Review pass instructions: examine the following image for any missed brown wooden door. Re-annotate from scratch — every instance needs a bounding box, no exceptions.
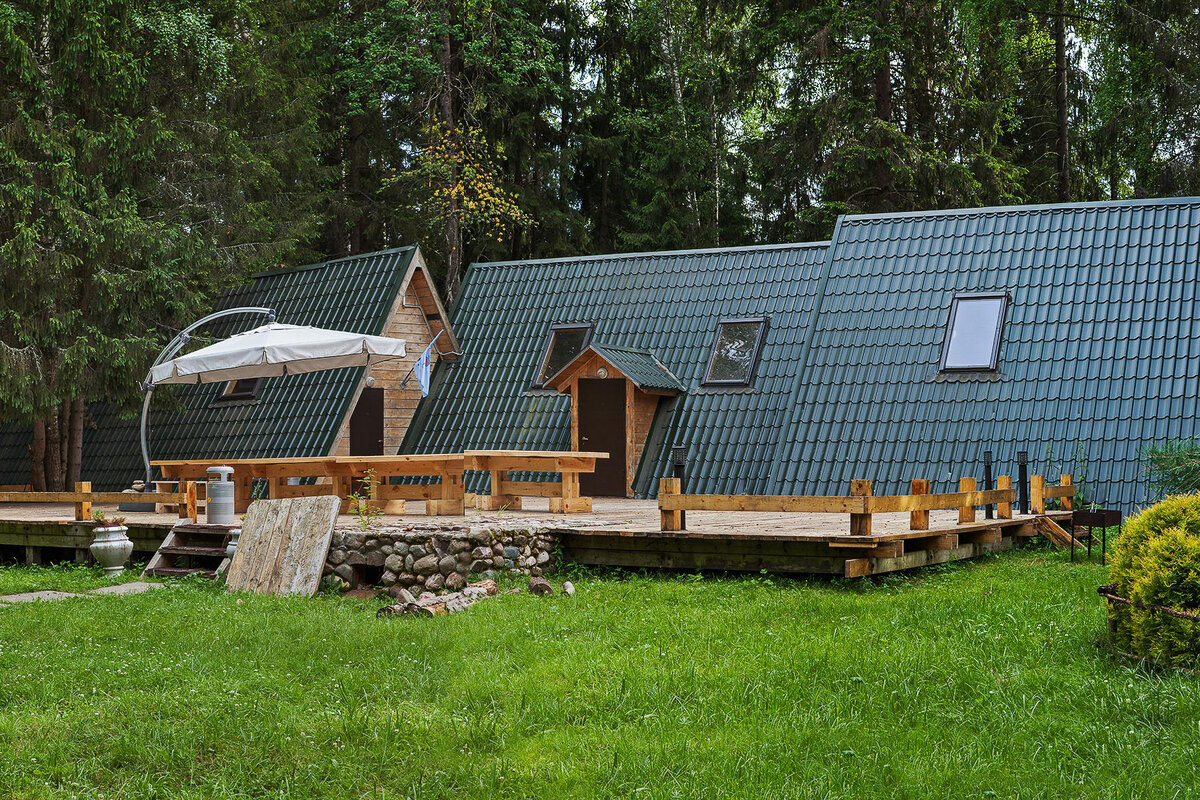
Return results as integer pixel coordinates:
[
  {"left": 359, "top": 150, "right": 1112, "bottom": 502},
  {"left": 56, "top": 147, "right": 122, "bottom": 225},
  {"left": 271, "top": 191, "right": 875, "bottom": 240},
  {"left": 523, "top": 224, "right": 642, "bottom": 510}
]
[
  {"left": 349, "top": 387, "right": 385, "bottom": 456},
  {"left": 577, "top": 378, "right": 627, "bottom": 496}
]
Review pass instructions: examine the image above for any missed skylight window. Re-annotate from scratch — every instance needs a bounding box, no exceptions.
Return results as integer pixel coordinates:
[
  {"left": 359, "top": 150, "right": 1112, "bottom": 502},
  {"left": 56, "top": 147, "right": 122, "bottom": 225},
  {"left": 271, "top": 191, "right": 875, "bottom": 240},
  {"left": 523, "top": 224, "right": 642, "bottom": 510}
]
[
  {"left": 940, "top": 293, "right": 1008, "bottom": 371},
  {"left": 216, "top": 377, "right": 262, "bottom": 402},
  {"left": 702, "top": 318, "right": 768, "bottom": 387},
  {"left": 534, "top": 323, "right": 593, "bottom": 386}
]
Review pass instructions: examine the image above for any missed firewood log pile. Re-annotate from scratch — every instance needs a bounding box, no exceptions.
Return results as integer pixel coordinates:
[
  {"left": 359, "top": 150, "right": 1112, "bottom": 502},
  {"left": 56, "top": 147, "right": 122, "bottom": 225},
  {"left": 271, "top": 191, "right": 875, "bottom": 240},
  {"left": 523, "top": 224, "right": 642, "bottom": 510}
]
[
  {"left": 377, "top": 578, "right": 499, "bottom": 617},
  {"left": 376, "top": 576, "right": 577, "bottom": 618}
]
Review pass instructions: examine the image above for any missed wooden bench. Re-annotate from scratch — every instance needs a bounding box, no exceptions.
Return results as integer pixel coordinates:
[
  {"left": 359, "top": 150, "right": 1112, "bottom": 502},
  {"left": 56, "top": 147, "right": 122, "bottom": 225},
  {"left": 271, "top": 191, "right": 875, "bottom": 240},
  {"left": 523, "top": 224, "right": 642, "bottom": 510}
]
[
  {"left": 463, "top": 450, "right": 608, "bottom": 513},
  {"left": 331, "top": 455, "right": 465, "bottom": 515}
]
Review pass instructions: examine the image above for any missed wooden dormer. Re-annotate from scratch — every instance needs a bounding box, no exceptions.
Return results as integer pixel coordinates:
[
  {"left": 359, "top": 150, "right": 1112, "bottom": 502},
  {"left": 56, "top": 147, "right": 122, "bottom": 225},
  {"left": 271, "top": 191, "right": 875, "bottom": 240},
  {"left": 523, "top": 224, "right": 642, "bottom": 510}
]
[{"left": 544, "top": 343, "right": 684, "bottom": 497}]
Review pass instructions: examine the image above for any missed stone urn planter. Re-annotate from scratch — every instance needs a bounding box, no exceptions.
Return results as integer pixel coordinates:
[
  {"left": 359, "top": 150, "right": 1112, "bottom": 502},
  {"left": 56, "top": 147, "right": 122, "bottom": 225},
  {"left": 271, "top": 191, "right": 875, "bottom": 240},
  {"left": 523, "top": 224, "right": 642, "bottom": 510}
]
[{"left": 90, "top": 517, "right": 134, "bottom": 576}]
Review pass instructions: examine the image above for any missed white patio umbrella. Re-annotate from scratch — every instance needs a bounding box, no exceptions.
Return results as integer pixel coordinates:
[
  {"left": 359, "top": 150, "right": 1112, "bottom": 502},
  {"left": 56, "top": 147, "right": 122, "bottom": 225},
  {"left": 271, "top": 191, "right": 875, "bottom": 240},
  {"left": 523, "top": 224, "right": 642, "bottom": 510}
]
[
  {"left": 137, "top": 308, "right": 407, "bottom": 485},
  {"left": 148, "top": 323, "right": 407, "bottom": 385}
]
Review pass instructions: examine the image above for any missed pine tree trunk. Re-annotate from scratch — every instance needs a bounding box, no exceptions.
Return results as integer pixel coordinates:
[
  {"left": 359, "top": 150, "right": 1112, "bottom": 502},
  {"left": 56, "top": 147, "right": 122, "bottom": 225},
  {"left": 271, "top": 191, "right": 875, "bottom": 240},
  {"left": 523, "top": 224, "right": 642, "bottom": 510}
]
[
  {"left": 1055, "top": 0, "right": 1070, "bottom": 202},
  {"left": 44, "top": 407, "right": 63, "bottom": 491},
  {"left": 348, "top": 113, "right": 365, "bottom": 254},
  {"left": 438, "top": 6, "right": 463, "bottom": 300},
  {"left": 66, "top": 398, "right": 84, "bottom": 488},
  {"left": 873, "top": 0, "right": 895, "bottom": 207},
  {"left": 30, "top": 421, "right": 46, "bottom": 492}
]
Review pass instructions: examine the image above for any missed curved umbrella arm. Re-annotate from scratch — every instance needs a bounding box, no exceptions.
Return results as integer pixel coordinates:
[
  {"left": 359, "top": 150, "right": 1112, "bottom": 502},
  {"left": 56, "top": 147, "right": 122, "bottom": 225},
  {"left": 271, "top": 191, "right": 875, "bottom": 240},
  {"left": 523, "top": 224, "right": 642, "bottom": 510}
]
[{"left": 139, "top": 306, "right": 275, "bottom": 487}]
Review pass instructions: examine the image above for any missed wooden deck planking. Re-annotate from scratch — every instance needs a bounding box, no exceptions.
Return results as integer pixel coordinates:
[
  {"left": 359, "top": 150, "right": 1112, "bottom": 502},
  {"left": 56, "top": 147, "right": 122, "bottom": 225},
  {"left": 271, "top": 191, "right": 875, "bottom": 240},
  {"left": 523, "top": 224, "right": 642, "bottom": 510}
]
[{"left": 0, "top": 498, "right": 1072, "bottom": 577}]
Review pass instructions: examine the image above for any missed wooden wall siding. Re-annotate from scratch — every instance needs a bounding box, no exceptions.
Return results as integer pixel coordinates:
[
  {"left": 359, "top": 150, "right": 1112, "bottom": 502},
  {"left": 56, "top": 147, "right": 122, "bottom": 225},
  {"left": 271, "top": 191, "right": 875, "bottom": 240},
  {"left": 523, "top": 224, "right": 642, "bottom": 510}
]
[
  {"left": 328, "top": 283, "right": 438, "bottom": 458},
  {"left": 628, "top": 387, "right": 659, "bottom": 497}
]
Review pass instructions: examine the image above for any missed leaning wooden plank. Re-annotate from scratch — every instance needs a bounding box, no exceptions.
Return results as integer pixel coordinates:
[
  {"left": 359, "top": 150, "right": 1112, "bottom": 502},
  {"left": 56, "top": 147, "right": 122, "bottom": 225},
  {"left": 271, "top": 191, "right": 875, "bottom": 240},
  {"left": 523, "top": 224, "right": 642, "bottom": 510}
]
[
  {"left": 1034, "top": 516, "right": 1084, "bottom": 548},
  {"left": 658, "top": 494, "right": 868, "bottom": 514},
  {"left": 225, "top": 496, "right": 340, "bottom": 596}
]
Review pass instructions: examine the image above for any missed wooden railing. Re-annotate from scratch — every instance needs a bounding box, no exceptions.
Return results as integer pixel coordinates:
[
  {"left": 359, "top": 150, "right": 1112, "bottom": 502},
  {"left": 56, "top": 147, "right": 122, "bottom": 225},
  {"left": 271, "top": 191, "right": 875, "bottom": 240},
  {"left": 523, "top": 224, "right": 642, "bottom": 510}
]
[
  {"left": 1031, "top": 474, "right": 1075, "bottom": 513},
  {"left": 0, "top": 481, "right": 199, "bottom": 522},
  {"left": 658, "top": 474, "right": 1075, "bottom": 534}
]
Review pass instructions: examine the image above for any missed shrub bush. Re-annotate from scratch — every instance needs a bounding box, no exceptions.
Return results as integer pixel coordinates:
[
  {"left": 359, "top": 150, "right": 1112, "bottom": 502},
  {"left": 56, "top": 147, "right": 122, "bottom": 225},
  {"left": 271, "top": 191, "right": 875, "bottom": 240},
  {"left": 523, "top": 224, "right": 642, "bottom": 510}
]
[{"left": 1108, "top": 493, "right": 1200, "bottom": 668}]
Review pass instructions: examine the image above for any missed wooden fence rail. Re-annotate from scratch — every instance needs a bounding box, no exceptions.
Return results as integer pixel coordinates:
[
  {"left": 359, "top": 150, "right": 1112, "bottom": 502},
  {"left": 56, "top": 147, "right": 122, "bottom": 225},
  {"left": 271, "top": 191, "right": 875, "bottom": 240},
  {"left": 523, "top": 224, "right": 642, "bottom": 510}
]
[
  {"left": 0, "top": 481, "right": 199, "bottom": 522},
  {"left": 1031, "top": 474, "right": 1075, "bottom": 514},
  {"left": 657, "top": 474, "right": 1070, "bottom": 534}
]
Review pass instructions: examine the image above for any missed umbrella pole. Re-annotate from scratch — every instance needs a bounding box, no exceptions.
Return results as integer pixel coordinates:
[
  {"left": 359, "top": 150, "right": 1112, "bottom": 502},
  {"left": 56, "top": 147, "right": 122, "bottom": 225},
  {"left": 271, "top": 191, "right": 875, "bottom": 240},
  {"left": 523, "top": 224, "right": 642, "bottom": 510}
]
[{"left": 139, "top": 306, "right": 276, "bottom": 488}]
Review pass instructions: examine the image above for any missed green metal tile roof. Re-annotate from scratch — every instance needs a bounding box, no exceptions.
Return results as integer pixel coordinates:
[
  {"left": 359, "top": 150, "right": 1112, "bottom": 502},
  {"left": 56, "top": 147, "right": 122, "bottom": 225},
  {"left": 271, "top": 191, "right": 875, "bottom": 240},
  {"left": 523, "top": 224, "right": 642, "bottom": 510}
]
[
  {"left": 0, "top": 247, "right": 417, "bottom": 490},
  {"left": 768, "top": 196, "right": 1200, "bottom": 512},
  {"left": 401, "top": 242, "right": 830, "bottom": 495},
  {"left": 557, "top": 343, "right": 685, "bottom": 393}
]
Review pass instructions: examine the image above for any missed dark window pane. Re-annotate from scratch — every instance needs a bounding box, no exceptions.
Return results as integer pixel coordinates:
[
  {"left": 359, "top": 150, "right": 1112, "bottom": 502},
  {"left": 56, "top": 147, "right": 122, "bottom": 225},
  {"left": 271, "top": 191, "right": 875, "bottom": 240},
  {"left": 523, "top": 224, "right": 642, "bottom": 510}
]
[
  {"left": 218, "top": 377, "right": 261, "bottom": 402},
  {"left": 944, "top": 297, "right": 1004, "bottom": 369},
  {"left": 706, "top": 321, "right": 763, "bottom": 383},
  {"left": 539, "top": 327, "right": 590, "bottom": 383}
]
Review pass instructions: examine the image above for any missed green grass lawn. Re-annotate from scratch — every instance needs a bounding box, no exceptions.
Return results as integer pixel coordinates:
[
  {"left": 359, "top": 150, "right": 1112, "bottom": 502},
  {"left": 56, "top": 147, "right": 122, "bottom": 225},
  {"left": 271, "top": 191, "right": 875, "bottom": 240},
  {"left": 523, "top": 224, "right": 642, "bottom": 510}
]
[{"left": 0, "top": 547, "right": 1195, "bottom": 799}]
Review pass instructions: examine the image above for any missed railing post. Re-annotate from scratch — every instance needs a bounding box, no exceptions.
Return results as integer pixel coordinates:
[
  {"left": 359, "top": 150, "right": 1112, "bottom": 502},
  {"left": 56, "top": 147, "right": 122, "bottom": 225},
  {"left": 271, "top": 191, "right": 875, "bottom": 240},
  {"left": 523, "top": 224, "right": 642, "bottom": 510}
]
[
  {"left": 74, "top": 481, "right": 92, "bottom": 521},
  {"left": 996, "top": 475, "right": 1013, "bottom": 519},
  {"left": 1060, "top": 474, "right": 1074, "bottom": 511},
  {"left": 1031, "top": 474, "right": 1046, "bottom": 514},
  {"left": 849, "top": 479, "right": 872, "bottom": 536},
  {"left": 910, "top": 479, "right": 929, "bottom": 531},
  {"left": 659, "top": 477, "right": 682, "bottom": 532},
  {"left": 671, "top": 445, "right": 688, "bottom": 531},
  {"left": 185, "top": 481, "right": 198, "bottom": 522},
  {"left": 1017, "top": 450, "right": 1029, "bottom": 514},
  {"left": 958, "top": 477, "right": 977, "bottom": 524},
  {"left": 983, "top": 450, "right": 994, "bottom": 520}
]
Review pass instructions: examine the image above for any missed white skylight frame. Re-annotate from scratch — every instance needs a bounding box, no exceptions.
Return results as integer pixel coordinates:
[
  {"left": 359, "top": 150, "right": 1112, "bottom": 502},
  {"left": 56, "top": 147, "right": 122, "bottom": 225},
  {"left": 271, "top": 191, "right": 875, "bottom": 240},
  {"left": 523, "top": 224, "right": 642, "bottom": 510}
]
[{"left": 939, "top": 293, "right": 1009, "bottom": 372}]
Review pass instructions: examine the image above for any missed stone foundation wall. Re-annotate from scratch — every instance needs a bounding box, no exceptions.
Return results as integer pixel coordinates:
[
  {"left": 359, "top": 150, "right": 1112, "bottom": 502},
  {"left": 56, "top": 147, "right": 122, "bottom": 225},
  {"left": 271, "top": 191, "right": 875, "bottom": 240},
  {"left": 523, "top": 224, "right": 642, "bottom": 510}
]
[{"left": 324, "top": 520, "right": 557, "bottom": 595}]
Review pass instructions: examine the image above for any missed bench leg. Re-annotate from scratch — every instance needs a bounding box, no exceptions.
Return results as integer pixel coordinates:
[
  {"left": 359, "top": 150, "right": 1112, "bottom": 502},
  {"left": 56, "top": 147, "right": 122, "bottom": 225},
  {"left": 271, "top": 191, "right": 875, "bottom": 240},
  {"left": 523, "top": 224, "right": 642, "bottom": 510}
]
[
  {"left": 428, "top": 471, "right": 464, "bottom": 515},
  {"left": 480, "top": 470, "right": 521, "bottom": 511},
  {"left": 549, "top": 472, "right": 591, "bottom": 513},
  {"left": 234, "top": 476, "right": 253, "bottom": 514}
]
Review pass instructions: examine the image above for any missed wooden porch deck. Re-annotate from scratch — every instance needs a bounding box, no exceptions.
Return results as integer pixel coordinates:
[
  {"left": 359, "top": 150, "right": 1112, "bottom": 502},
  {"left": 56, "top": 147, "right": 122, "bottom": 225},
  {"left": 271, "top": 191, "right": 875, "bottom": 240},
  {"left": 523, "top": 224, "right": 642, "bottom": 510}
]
[{"left": 0, "top": 498, "right": 1071, "bottom": 577}]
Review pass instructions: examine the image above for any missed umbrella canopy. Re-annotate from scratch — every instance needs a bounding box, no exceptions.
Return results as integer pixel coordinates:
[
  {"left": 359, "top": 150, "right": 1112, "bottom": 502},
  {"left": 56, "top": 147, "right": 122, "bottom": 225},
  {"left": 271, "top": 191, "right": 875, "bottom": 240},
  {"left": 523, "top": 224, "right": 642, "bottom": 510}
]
[{"left": 148, "top": 323, "right": 407, "bottom": 386}]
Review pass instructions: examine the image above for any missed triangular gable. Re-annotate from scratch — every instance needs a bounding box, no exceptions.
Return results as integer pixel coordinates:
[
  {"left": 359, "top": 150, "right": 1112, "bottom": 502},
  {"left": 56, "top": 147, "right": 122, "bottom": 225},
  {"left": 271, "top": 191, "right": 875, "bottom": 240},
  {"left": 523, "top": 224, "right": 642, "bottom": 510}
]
[{"left": 544, "top": 343, "right": 685, "bottom": 394}]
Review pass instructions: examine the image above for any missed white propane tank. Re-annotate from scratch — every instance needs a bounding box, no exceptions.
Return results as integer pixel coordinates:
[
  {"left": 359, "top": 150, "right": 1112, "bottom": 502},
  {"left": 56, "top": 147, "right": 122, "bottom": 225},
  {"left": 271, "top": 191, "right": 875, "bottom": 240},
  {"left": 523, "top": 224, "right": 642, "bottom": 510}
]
[{"left": 206, "top": 466, "right": 236, "bottom": 525}]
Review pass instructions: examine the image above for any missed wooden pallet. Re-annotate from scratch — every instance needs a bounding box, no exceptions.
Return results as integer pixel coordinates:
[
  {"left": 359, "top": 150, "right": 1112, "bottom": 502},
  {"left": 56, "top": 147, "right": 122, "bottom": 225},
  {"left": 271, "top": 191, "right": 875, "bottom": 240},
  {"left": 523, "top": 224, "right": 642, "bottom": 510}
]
[{"left": 144, "top": 523, "right": 237, "bottom": 579}]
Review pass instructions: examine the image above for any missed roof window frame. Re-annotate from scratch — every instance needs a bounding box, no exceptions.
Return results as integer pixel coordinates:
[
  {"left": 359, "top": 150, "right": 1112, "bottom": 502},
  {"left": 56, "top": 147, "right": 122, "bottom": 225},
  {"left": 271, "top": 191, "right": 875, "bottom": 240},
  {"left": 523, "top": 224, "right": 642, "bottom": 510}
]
[
  {"left": 214, "top": 376, "right": 263, "bottom": 404},
  {"left": 938, "top": 292, "right": 1009, "bottom": 373},
  {"left": 532, "top": 322, "right": 595, "bottom": 389},
  {"left": 701, "top": 316, "right": 769, "bottom": 388}
]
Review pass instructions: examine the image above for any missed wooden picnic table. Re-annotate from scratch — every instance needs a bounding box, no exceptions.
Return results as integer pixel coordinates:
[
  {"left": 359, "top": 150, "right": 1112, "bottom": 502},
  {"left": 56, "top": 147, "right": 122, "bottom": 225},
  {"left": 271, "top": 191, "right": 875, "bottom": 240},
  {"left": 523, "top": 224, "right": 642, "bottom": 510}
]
[
  {"left": 462, "top": 450, "right": 608, "bottom": 514},
  {"left": 154, "top": 454, "right": 465, "bottom": 515}
]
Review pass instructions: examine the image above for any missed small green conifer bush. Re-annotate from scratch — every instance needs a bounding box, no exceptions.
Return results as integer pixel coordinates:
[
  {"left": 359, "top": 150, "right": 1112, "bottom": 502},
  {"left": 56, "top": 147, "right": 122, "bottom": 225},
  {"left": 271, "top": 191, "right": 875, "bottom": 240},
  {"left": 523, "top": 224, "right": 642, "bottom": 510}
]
[{"left": 1108, "top": 493, "right": 1200, "bottom": 667}]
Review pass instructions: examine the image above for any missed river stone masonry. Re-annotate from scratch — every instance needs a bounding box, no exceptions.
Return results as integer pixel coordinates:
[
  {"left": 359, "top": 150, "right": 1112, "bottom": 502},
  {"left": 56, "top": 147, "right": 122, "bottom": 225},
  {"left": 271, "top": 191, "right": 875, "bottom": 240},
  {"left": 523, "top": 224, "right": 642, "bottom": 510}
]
[{"left": 324, "top": 519, "right": 563, "bottom": 596}]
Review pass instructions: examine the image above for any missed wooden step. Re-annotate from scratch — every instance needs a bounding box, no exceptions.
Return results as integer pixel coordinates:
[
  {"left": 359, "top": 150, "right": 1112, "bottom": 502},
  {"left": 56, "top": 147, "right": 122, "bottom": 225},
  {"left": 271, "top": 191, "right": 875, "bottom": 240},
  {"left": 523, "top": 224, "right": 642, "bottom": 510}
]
[
  {"left": 158, "top": 545, "right": 228, "bottom": 557},
  {"left": 143, "top": 566, "right": 217, "bottom": 578},
  {"left": 142, "top": 522, "right": 237, "bottom": 581}
]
